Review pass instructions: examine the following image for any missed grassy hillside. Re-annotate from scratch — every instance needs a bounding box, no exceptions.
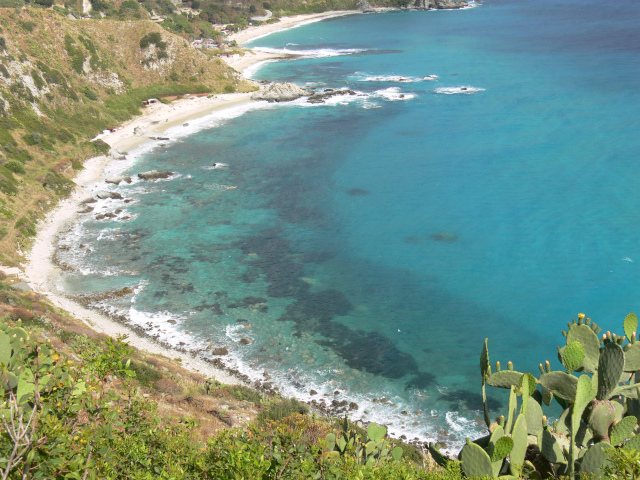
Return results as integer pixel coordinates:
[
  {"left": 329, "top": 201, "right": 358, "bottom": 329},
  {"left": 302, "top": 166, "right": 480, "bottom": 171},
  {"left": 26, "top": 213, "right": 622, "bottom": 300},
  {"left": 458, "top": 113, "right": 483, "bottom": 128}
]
[{"left": 0, "top": 7, "right": 254, "bottom": 265}]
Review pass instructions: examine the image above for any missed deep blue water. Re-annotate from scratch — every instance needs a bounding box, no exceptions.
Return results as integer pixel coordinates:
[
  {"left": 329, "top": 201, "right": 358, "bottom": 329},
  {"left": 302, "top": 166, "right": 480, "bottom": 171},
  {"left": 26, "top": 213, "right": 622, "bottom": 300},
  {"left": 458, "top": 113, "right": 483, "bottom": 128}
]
[{"left": 58, "top": 0, "right": 640, "bottom": 449}]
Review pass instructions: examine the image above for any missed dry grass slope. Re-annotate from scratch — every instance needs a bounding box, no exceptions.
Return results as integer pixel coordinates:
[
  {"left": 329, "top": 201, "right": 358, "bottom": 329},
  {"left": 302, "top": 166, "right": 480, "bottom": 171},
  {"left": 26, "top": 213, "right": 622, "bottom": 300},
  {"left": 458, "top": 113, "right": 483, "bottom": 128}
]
[{"left": 0, "top": 8, "right": 255, "bottom": 265}]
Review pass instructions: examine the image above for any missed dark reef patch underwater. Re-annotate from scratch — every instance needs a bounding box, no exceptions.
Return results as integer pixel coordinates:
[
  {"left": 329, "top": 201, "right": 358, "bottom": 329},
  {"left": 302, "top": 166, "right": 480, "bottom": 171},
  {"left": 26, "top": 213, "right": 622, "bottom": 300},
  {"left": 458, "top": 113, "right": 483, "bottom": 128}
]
[{"left": 56, "top": 0, "right": 640, "bottom": 450}]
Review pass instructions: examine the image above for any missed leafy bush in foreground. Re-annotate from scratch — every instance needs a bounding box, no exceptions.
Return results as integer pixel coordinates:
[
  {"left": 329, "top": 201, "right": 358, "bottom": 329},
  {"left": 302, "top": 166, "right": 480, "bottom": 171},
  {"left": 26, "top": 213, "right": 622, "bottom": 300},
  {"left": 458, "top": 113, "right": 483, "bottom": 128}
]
[{"left": 1, "top": 317, "right": 463, "bottom": 479}]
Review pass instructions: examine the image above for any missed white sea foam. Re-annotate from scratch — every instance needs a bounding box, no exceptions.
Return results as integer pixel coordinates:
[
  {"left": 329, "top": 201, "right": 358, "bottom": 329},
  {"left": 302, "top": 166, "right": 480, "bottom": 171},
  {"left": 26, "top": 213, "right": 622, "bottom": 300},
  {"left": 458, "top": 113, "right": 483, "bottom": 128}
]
[
  {"left": 355, "top": 73, "right": 439, "bottom": 83},
  {"left": 203, "top": 163, "right": 229, "bottom": 170},
  {"left": 374, "top": 87, "right": 415, "bottom": 101},
  {"left": 434, "top": 86, "right": 485, "bottom": 95},
  {"left": 253, "top": 46, "right": 368, "bottom": 58}
]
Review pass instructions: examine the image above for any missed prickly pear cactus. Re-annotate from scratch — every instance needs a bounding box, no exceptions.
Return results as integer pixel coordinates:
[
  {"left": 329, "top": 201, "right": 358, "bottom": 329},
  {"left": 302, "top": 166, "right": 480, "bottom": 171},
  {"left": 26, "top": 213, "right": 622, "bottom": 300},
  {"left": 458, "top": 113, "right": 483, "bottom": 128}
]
[
  {"left": 460, "top": 439, "right": 494, "bottom": 478},
  {"left": 597, "top": 342, "right": 625, "bottom": 400},
  {"left": 579, "top": 442, "right": 613, "bottom": 477},
  {"left": 609, "top": 415, "right": 637, "bottom": 446},
  {"left": 559, "top": 341, "right": 585, "bottom": 374},
  {"left": 565, "top": 318, "right": 601, "bottom": 373}
]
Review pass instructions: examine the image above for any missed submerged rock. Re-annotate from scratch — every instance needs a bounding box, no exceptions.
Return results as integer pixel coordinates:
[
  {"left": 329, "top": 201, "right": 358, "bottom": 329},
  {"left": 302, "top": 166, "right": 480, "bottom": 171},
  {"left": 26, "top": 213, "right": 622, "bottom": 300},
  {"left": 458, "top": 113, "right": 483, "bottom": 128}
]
[
  {"left": 307, "top": 88, "right": 358, "bottom": 104},
  {"left": 251, "top": 82, "right": 312, "bottom": 102},
  {"left": 138, "top": 170, "right": 174, "bottom": 180}
]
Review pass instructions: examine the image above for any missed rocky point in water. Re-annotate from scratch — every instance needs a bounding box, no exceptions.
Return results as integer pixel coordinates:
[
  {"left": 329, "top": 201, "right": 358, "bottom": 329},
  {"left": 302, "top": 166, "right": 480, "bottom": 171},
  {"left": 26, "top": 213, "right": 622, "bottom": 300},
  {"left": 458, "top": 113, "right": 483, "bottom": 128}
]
[{"left": 251, "top": 82, "right": 312, "bottom": 102}]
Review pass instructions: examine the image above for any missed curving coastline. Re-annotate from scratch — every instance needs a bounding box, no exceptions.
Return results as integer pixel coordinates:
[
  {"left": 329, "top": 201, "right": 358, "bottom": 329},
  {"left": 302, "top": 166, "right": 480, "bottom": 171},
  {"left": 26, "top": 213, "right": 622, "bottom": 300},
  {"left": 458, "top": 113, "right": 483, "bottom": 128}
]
[{"left": 23, "top": 10, "right": 362, "bottom": 388}]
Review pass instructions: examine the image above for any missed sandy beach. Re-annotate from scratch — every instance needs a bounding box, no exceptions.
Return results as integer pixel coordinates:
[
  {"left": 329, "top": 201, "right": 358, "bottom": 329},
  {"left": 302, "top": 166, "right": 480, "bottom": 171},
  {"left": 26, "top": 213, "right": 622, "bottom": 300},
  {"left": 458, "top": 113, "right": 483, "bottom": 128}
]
[{"left": 21, "top": 10, "right": 358, "bottom": 386}]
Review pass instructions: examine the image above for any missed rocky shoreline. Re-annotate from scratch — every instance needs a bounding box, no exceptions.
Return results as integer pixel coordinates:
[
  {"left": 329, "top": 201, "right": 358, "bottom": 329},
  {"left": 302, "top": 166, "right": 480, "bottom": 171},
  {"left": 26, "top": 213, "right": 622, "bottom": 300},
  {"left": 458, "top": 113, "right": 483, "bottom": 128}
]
[{"left": 61, "top": 281, "right": 445, "bottom": 451}]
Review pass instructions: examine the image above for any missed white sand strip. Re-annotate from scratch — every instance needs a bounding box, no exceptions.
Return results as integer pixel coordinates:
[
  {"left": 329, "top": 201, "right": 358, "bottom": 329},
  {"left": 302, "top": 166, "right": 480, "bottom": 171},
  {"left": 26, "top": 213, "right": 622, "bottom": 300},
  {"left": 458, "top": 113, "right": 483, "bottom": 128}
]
[{"left": 23, "top": 11, "right": 359, "bottom": 386}]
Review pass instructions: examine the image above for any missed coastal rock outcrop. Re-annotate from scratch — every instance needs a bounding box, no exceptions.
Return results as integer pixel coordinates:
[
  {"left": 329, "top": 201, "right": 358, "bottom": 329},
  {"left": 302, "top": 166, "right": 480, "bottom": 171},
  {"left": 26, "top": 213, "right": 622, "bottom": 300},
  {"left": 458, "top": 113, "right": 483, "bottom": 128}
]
[
  {"left": 407, "top": 0, "right": 468, "bottom": 9},
  {"left": 96, "top": 191, "right": 124, "bottom": 200},
  {"left": 251, "top": 82, "right": 312, "bottom": 102},
  {"left": 307, "top": 88, "right": 360, "bottom": 104},
  {"left": 138, "top": 170, "right": 174, "bottom": 180},
  {"left": 106, "top": 176, "right": 132, "bottom": 185}
]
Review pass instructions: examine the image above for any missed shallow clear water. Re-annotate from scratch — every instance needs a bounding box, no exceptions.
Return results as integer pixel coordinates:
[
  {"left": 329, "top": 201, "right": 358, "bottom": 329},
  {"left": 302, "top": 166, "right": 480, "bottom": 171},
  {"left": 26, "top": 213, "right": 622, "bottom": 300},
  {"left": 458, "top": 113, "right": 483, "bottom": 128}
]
[{"left": 57, "top": 0, "right": 640, "bottom": 449}]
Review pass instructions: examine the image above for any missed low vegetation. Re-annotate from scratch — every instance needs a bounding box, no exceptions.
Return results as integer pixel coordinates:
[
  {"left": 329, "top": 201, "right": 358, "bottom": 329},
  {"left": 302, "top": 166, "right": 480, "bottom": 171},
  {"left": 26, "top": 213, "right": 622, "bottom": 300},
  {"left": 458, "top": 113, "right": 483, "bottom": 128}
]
[{"left": 0, "top": 275, "right": 462, "bottom": 479}]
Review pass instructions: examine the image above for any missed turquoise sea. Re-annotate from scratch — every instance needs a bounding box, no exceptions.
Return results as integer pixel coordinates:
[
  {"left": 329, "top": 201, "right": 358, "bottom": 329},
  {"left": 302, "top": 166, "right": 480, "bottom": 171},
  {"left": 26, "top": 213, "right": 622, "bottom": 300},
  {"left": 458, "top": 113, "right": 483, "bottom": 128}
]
[{"left": 58, "top": 0, "right": 640, "bottom": 450}]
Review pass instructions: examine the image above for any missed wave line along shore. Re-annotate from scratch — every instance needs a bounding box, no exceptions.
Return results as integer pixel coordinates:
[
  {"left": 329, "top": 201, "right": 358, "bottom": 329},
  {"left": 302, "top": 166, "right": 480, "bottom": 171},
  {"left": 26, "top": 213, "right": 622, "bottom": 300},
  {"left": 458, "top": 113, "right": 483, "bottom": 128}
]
[{"left": 22, "top": 10, "right": 359, "bottom": 386}]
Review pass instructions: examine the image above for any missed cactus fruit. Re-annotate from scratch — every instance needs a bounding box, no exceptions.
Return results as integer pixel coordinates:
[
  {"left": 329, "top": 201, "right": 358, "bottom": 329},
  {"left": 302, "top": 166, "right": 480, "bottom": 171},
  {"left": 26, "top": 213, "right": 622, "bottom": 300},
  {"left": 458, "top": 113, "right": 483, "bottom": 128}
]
[
  {"left": 460, "top": 440, "right": 493, "bottom": 478},
  {"left": 609, "top": 415, "right": 637, "bottom": 446},
  {"left": 597, "top": 342, "right": 625, "bottom": 401}
]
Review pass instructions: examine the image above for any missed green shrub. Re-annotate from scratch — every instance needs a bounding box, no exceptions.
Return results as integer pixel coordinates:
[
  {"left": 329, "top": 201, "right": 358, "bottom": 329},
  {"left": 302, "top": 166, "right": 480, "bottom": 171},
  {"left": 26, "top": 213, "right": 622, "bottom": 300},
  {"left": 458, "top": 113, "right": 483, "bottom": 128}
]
[
  {"left": 257, "top": 397, "right": 309, "bottom": 424},
  {"left": 18, "top": 21, "right": 35, "bottom": 32},
  {"left": 4, "top": 160, "right": 25, "bottom": 174},
  {"left": 0, "top": 64, "right": 9, "bottom": 78},
  {"left": 83, "top": 87, "right": 98, "bottom": 101},
  {"left": 15, "top": 215, "right": 36, "bottom": 237},
  {"left": 91, "top": 138, "right": 110, "bottom": 154},
  {"left": 30, "top": 70, "right": 45, "bottom": 90},
  {"left": 0, "top": 36, "right": 6, "bottom": 52},
  {"left": 125, "top": 359, "right": 162, "bottom": 386},
  {"left": 226, "top": 384, "right": 264, "bottom": 404},
  {"left": 224, "top": 84, "right": 235, "bottom": 93}
]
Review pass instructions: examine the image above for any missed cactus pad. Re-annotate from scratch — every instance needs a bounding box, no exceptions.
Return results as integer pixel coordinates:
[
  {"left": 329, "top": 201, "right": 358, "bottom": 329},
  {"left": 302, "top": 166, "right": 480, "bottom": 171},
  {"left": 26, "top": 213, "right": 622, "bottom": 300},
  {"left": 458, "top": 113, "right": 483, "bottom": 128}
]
[
  {"left": 367, "top": 423, "right": 386, "bottom": 443},
  {"left": 572, "top": 374, "right": 595, "bottom": 435},
  {"left": 566, "top": 323, "right": 601, "bottom": 373},
  {"left": 624, "top": 433, "right": 640, "bottom": 451},
  {"left": 540, "top": 429, "right": 567, "bottom": 464},
  {"left": 490, "top": 435, "right": 513, "bottom": 462},
  {"left": 624, "top": 342, "right": 640, "bottom": 372},
  {"left": 538, "top": 371, "right": 578, "bottom": 401},
  {"left": 597, "top": 342, "right": 624, "bottom": 400},
  {"left": 578, "top": 442, "right": 612, "bottom": 476},
  {"left": 509, "top": 414, "right": 528, "bottom": 477},
  {"left": 525, "top": 396, "right": 544, "bottom": 436},
  {"left": 460, "top": 441, "right": 493, "bottom": 478},
  {"left": 610, "top": 415, "right": 637, "bottom": 446},
  {"left": 427, "top": 443, "right": 450, "bottom": 467},
  {"left": 624, "top": 313, "right": 638, "bottom": 343},
  {"left": 486, "top": 370, "right": 524, "bottom": 389},
  {"left": 588, "top": 400, "right": 617, "bottom": 441},
  {"left": 520, "top": 372, "right": 537, "bottom": 397},
  {"left": 481, "top": 338, "right": 490, "bottom": 381},
  {"left": 560, "top": 341, "right": 585, "bottom": 374},
  {"left": 0, "top": 331, "right": 10, "bottom": 366}
]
